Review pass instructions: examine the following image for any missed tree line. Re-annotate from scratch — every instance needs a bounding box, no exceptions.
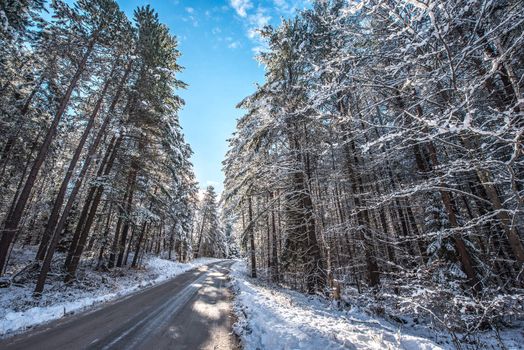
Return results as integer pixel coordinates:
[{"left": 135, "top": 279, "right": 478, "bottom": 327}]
[
  {"left": 192, "top": 185, "right": 230, "bottom": 260},
  {"left": 223, "top": 0, "right": 523, "bottom": 330},
  {"left": 0, "top": 0, "right": 198, "bottom": 295}
]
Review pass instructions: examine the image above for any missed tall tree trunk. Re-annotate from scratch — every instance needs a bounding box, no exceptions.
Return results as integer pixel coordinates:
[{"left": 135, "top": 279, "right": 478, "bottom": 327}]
[
  {"left": 248, "top": 196, "right": 257, "bottom": 278},
  {"left": 0, "top": 76, "right": 43, "bottom": 180},
  {"left": 194, "top": 207, "right": 207, "bottom": 259},
  {"left": 64, "top": 136, "right": 115, "bottom": 269},
  {"left": 62, "top": 60, "right": 131, "bottom": 274},
  {"left": 123, "top": 225, "right": 136, "bottom": 266},
  {"left": 71, "top": 135, "right": 122, "bottom": 276},
  {"left": 131, "top": 221, "right": 148, "bottom": 268},
  {"left": 344, "top": 135, "right": 380, "bottom": 287},
  {"left": 269, "top": 191, "right": 279, "bottom": 283},
  {"left": 36, "top": 66, "right": 114, "bottom": 260},
  {"left": 116, "top": 168, "right": 137, "bottom": 267},
  {"left": 95, "top": 202, "right": 114, "bottom": 270},
  {"left": 0, "top": 36, "right": 98, "bottom": 276},
  {"left": 108, "top": 191, "right": 126, "bottom": 269},
  {"left": 425, "top": 141, "right": 480, "bottom": 291}
]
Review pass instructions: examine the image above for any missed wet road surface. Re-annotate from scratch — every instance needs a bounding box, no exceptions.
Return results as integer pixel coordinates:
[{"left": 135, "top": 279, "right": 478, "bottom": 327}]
[{"left": 0, "top": 261, "right": 238, "bottom": 350}]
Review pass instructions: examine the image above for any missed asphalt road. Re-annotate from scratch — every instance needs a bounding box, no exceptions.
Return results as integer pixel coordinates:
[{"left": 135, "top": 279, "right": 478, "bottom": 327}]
[{"left": 0, "top": 260, "right": 238, "bottom": 350}]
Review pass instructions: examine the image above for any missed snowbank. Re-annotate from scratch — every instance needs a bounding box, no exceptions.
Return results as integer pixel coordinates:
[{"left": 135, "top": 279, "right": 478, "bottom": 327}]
[
  {"left": 230, "top": 261, "right": 524, "bottom": 349},
  {"left": 230, "top": 261, "right": 447, "bottom": 349},
  {"left": 0, "top": 256, "right": 221, "bottom": 337}
]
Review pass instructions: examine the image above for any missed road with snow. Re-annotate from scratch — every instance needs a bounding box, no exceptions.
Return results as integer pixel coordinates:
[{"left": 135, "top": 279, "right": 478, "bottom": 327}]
[{"left": 0, "top": 261, "right": 237, "bottom": 350}]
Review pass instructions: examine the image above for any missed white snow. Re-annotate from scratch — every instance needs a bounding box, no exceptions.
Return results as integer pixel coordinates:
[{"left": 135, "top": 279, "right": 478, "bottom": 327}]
[
  {"left": 229, "top": 261, "right": 443, "bottom": 349},
  {"left": 229, "top": 261, "right": 523, "bottom": 350},
  {"left": 0, "top": 255, "right": 221, "bottom": 337}
]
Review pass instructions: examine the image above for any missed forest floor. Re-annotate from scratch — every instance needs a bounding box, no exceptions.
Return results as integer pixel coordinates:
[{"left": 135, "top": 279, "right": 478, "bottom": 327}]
[
  {"left": 230, "top": 261, "right": 523, "bottom": 350},
  {"left": 0, "top": 247, "right": 222, "bottom": 337}
]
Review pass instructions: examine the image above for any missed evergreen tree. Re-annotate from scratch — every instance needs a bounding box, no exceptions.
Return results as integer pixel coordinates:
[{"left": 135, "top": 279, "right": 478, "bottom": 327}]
[
  {"left": 224, "top": 0, "right": 524, "bottom": 329},
  {"left": 0, "top": 1, "right": 197, "bottom": 297},
  {"left": 194, "top": 186, "right": 225, "bottom": 258}
]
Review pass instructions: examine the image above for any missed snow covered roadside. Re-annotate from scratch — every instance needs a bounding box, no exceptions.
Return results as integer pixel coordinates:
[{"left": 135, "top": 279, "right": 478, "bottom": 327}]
[
  {"left": 0, "top": 256, "right": 222, "bottom": 337},
  {"left": 230, "top": 261, "right": 448, "bottom": 350}
]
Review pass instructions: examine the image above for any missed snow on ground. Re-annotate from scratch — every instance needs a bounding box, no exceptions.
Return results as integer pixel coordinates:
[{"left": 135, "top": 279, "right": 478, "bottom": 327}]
[
  {"left": 229, "top": 261, "right": 522, "bottom": 350},
  {"left": 0, "top": 249, "right": 221, "bottom": 337}
]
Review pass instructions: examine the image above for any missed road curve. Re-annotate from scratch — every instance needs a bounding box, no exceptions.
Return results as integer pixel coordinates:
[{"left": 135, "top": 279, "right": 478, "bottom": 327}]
[{"left": 0, "top": 260, "right": 238, "bottom": 350}]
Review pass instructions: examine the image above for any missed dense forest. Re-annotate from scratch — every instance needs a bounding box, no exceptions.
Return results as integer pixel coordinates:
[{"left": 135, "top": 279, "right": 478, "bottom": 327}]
[
  {"left": 0, "top": 0, "right": 220, "bottom": 295},
  {"left": 193, "top": 185, "right": 230, "bottom": 260},
  {"left": 1, "top": 0, "right": 523, "bottom": 346},
  {"left": 224, "top": 0, "right": 524, "bottom": 333}
]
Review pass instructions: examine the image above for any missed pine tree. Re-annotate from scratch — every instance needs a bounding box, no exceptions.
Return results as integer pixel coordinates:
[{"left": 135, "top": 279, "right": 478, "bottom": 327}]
[
  {"left": 194, "top": 186, "right": 225, "bottom": 258},
  {"left": 224, "top": 0, "right": 524, "bottom": 328},
  {"left": 0, "top": 0, "right": 197, "bottom": 296}
]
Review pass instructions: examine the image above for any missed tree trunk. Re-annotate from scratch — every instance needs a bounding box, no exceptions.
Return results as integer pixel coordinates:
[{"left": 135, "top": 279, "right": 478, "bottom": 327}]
[
  {"left": 63, "top": 61, "right": 131, "bottom": 268},
  {"left": 194, "top": 207, "right": 207, "bottom": 259},
  {"left": 269, "top": 191, "right": 279, "bottom": 283},
  {"left": 108, "top": 193, "right": 126, "bottom": 269},
  {"left": 116, "top": 169, "right": 137, "bottom": 267},
  {"left": 63, "top": 137, "right": 115, "bottom": 269},
  {"left": 36, "top": 66, "right": 114, "bottom": 261},
  {"left": 95, "top": 202, "right": 114, "bottom": 270},
  {"left": 425, "top": 141, "right": 480, "bottom": 291},
  {"left": 248, "top": 196, "right": 257, "bottom": 278},
  {"left": 131, "top": 221, "right": 148, "bottom": 268},
  {"left": 0, "top": 35, "right": 98, "bottom": 276},
  {"left": 69, "top": 135, "right": 122, "bottom": 278}
]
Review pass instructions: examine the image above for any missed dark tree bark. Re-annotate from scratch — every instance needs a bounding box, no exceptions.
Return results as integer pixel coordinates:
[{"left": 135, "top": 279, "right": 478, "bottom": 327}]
[
  {"left": 131, "top": 221, "right": 148, "bottom": 268},
  {"left": 248, "top": 196, "right": 257, "bottom": 278},
  {"left": 0, "top": 35, "right": 98, "bottom": 276},
  {"left": 116, "top": 168, "right": 137, "bottom": 268},
  {"left": 36, "top": 65, "right": 115, "bottom": 261}
]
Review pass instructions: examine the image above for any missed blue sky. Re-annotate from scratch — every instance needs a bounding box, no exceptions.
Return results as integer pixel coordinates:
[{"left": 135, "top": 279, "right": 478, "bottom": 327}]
[{"left": 115, "top": 0, "right": 310, "bottom": 193}]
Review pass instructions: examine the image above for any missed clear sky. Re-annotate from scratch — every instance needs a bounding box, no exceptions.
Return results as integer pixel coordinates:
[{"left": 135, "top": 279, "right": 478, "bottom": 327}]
[{"left": 116, "top": 0, "right": 310, "bottom": 193}]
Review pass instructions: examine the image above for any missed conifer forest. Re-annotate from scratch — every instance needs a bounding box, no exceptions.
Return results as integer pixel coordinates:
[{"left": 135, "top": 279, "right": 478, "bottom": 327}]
[{"left": 0, "top": 0, "right": 523, "bottom": 349}]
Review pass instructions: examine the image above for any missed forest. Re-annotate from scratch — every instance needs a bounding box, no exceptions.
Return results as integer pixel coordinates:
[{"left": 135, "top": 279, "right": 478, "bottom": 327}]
[
  {"left": 223, "top": 0, "right": 524, "bottom": 335},
  {"left": 0, "top": 0, "right": 523, "bottom": 348},
  {"left": 0, "top": 0, "right": 229, "bottom": 297}
]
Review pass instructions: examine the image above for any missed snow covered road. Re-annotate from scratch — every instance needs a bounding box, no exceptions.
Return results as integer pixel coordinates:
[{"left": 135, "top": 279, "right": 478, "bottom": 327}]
[{"left": 0, "top": 261, "right": 237, "bottom": 350}]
